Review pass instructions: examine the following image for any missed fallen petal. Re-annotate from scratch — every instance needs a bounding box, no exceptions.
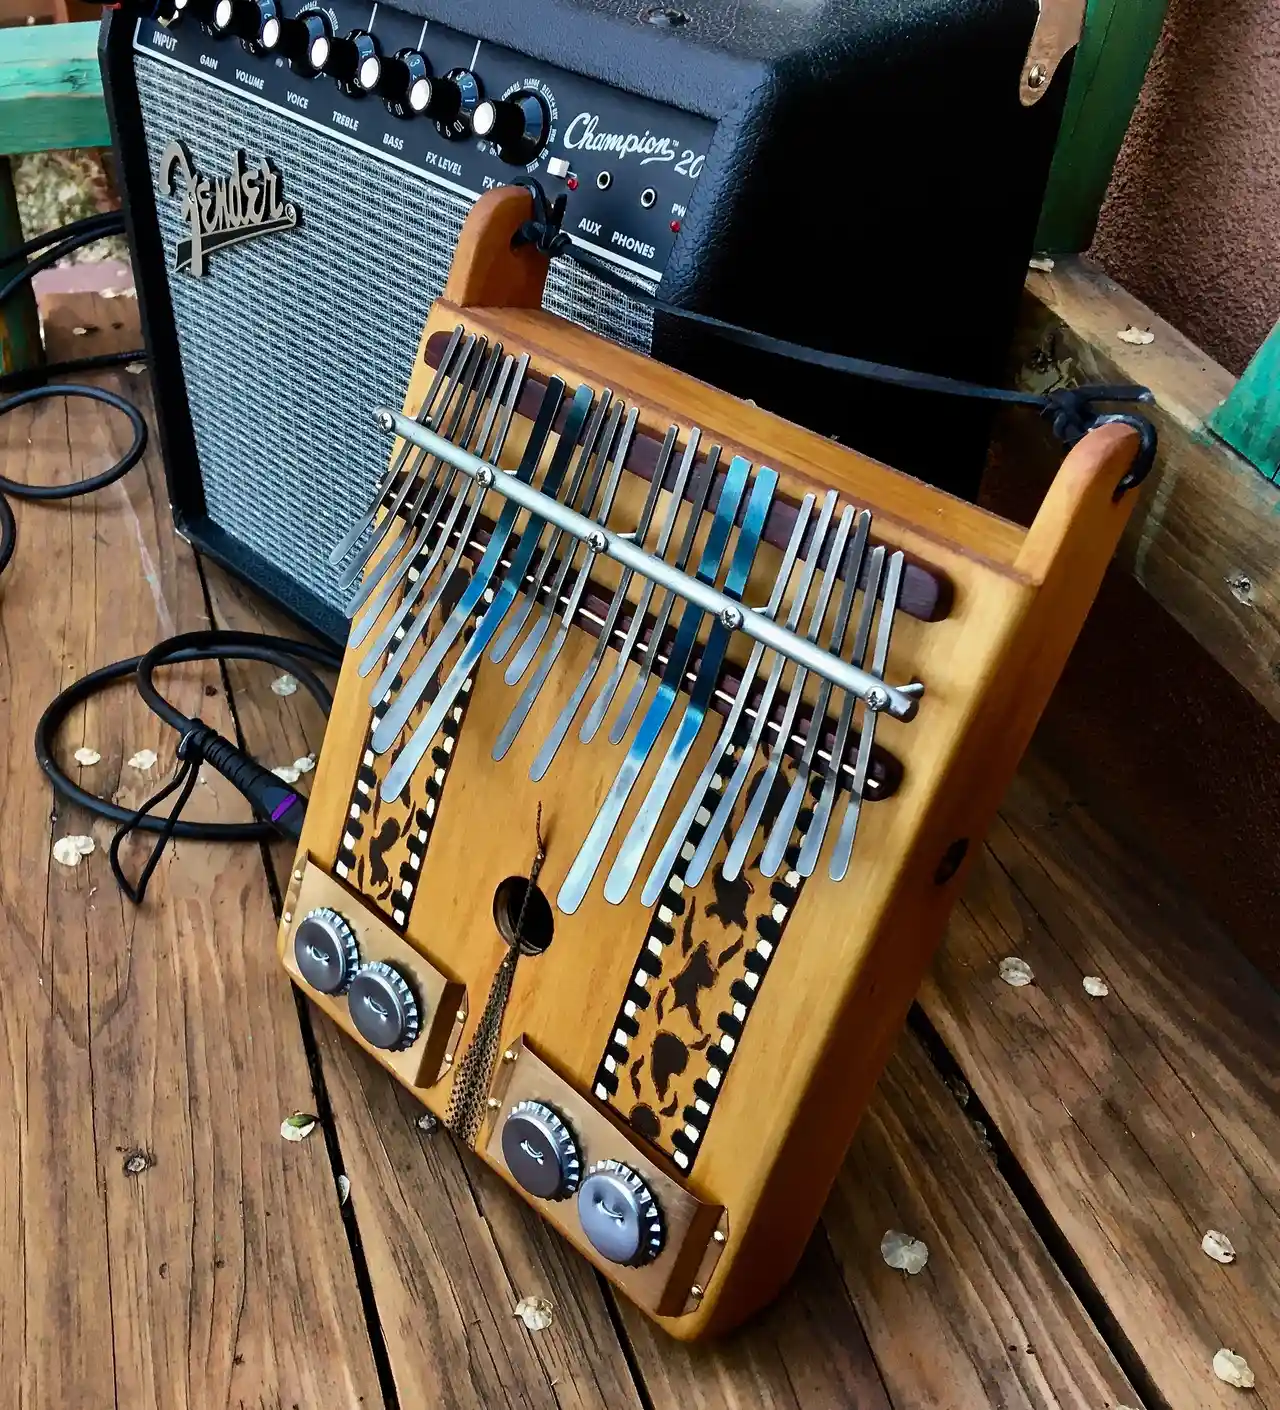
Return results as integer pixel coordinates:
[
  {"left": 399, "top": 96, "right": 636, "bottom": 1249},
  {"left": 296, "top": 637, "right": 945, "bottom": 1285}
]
[
  {"left": 293, "top": 754, "right": 316, "bottom": 774},
  {"left": 128, "top": 748, "right": 159, "bottom": 771},
  {"left": 1202, "top": 1230, "right": 1237, "bottom": 1264},
  {"left": 1212, "top": 1349, "right": 1255, "bottom": 1389},
  {"left": 280, "top": 1112, "right": 318, "bottom": 1142},
  {"left": 271, "top": 673, "right": 299, "bottom": 696},
  {"left": 272, "top": 765, "right": 301, "bottom": 784},
  {"left": 1083, "top": 975, "right": 1109, "bottom": 997},
  {"left": 74, "top": 747, "right": 101, "bottom": 766},
  {"left": 514, "top": 1296, "right": 554, "bottom": 1331},
  {"left": 1029, "top": 255, "right": 1055, "bottom": 272},
  {"left": 337, "top": 1174, "right": 350, "bottom": 1206},
  {"left": 999, "top": 956, "right": 1034, "bottom": 987},
  {"left": 880, "top": 1229, "right": 929, "bottom": 1274},
  {"left": 1118, "top": 326, "right": 1155, "bottom": 346},
  {"left": 53, "top": 835, "right": 95, "bottom": 867}
]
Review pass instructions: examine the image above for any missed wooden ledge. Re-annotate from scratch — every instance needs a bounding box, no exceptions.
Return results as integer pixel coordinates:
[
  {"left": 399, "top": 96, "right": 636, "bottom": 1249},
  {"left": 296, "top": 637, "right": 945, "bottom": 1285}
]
[{"left": 995, "top": 255, "right": 1280, "bottom": 724}]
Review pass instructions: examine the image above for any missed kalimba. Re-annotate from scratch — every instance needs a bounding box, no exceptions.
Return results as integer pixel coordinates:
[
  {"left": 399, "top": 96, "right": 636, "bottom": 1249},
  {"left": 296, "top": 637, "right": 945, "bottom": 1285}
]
[{"left": 279, "top": 188, "right": 1144, "bottom": 1338}]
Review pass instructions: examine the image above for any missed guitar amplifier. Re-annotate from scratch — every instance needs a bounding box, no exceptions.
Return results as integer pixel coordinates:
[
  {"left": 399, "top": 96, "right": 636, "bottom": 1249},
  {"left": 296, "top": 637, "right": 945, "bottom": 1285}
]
[{"left": 101, "top": 0, "right": 1075, "bottom": 642}]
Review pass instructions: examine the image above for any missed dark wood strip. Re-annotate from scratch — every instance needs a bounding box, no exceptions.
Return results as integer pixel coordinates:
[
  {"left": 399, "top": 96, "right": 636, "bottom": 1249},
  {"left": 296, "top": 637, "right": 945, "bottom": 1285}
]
[{"left": 424, "top": 330, "right": 952, "bottom": 622}]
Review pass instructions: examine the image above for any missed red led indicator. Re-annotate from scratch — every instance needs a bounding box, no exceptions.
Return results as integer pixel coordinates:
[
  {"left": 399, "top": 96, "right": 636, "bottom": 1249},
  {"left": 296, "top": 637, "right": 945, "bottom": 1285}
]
[
  {"left": 566, "top": 176, "right": 579, "bottom": 191},
  {"left": 670, "top": 219, "right": 682, "bottom": 233}
]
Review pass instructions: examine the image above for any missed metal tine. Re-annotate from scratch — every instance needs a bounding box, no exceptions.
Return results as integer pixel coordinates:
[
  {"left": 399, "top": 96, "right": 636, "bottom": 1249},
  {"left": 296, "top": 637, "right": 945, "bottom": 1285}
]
[
  {"left": 371, "top": 374, "right": 566, "bottom": 753},
  {"left": 604, "top": 463, "right": 777, "bottom": 904},
  {"left": 799, "top": 544, "right": 885, "bottom": 877},
  {"left": 828, "top": 550, "right": 905, "bottom": 881},
  {"left": 606, "top": 442, "right": 720, "bottom": 746},
  {"left": 337, "top": 332, "right": 481, "bottom": 593},
  {"left": 683, "top": 490, "right": 838, "bottom": 889},
  {"left": 361, "top": 354, "right": 528, "bottom": 689},
  {"left": 526, "top": 408, "right": 646, "bottom": 782},
  {"left": 489, "top": 391, "right": 614, "bottom": 665},
  {"left": 341, "top": 335, "right": 488, "bottom": 607},
  {"left": 503, "top": 398, "right": 623, "bottom": 688},
  {"left": 348, "top": 343, "right": 507, "bottom": 648},
  {"left": 758, "top": 509, "right": 871, "bottom": 877},
  {"left": 639, "top": 493, "right": 815, "bottom": 907},
  {"left": 557, "top": 455, "right": 752, "bottom": 915},
  {"left": 376, "top": 383, "right": 593, "bottom": 787},
  {"left": 327, "top": 323, "right": 466, "bottom": 570},
  {"left": 492, "top": 401, "right": 631, "bottom": 761},
  {"left": 721, "top": 502, "right": 854, "bottom": 882},
  {"left": 576, "top": 427, "right": 689, "bottom": 744}
]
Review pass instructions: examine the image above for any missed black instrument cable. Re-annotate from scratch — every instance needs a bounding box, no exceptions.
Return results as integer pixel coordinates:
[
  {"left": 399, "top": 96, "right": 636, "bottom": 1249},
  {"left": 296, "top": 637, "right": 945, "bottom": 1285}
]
[{"left": 5, "top": 216, "right": 340, "bottom": 903}]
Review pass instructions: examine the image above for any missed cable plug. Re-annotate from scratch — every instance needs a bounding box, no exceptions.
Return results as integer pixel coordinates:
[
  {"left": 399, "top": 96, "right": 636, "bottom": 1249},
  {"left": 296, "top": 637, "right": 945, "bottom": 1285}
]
[{"left": 182, "top": 723, "right": 308, "bottom": 841}]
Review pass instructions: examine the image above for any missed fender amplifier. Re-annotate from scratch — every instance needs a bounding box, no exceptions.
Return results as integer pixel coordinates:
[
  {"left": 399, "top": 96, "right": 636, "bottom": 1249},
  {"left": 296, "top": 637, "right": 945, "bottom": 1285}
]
[{"left": 101, "top": 0, "right": 1074, "bottom": 641}]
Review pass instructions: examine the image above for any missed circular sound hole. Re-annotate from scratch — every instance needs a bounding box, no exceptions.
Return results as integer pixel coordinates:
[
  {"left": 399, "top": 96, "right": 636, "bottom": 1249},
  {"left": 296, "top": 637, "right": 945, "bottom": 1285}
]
[{"left": 493, "top": 876, "right": 555, "bottom": 955}]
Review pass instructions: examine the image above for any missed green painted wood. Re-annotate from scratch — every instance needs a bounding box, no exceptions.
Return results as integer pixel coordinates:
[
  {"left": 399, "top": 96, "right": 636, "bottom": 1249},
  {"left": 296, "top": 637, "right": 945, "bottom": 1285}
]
[
  {"left": 1208, "top": 321, "right": 1280, "bottom": 483},
  {"left": 0, "top": 21, "right": 108, "bottom": 157},
  {"left": 0, "top": 153, "right": 44, "bottom": 374},
  {"left": 1035, "top": 0, "right": 1169, "bottom": 254}
]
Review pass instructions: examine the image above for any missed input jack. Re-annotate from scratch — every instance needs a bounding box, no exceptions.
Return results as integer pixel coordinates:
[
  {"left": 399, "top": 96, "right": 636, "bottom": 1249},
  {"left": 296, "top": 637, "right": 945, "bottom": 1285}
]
[
  {"left": 596, "top": 170, "right": 612, "bottom": 191},
  {"left": 640, "top": 187, "right": 657, "bottom": 209}
]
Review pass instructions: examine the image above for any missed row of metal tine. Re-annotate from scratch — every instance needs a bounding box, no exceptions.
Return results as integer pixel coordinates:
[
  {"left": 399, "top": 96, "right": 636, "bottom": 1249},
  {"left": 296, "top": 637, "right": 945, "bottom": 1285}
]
[{"left": 329, "top": 327, "right": 917, "bottom": 913}]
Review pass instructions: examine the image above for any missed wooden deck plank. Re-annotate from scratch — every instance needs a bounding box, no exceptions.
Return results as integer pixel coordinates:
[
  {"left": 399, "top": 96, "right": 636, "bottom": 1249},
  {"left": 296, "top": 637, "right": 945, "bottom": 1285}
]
[
  {"left": 0, "top": 302, "right": 383, "bottom": 1408},
  {"left": 828, "top": 1030, "right": 1140, "bottom": 1410},
  {"left": 202, "top": 558, "right": 651, "bottom": 1410},
  {"left": 923, "top": 756, "right": 1280, "bottom": 1410}
]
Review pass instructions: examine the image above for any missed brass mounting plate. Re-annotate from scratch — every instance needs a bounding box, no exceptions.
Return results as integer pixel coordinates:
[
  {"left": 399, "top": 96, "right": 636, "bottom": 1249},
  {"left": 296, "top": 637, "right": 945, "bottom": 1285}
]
[{"left": 1021, "top": 0, "right": 1087, "bottom": 106}]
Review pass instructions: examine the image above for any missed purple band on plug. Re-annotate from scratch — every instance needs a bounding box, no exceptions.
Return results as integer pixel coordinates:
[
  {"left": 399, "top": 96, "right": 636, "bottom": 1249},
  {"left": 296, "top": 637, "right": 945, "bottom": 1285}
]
[{"left": 271, "top": 793, "right": 298, "bottom": 822}]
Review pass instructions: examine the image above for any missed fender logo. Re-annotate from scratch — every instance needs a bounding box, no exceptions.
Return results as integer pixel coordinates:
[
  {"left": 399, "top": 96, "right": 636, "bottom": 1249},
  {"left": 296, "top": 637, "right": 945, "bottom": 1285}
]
[{"left": 159, "top": 139, "right": 300, "bottom": 277}]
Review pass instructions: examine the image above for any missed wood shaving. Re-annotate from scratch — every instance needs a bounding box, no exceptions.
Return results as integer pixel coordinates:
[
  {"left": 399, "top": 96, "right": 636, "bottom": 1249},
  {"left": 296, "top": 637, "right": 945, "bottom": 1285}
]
[
  {"left": 1083, "top": 975, "right": 1109, "bottom": 997},
  {"left": 272, "top": 764, "right": 301, "bottom": 784},
  {"left": 73, "top": 747, "right": 101, "bottom": 766},
  {"left": 293, "top": 754, "right": 316, "bottom": 774},
  {"left": 72, "top": 326, "right": 89, "bottom": 336},
  {"left": 1202, "top": 1229, "right": 1236, "bottom": 1264},
  {"left": 337, "top": 1174, "right": 350, "bottom": 1206},
  {"left": 880, "top": 1230, "right": 929, "bottom": 1274},
  {"left": 999, "top": 956, "right": 1034, "bottom": 987},
  {"left": 53, "top": 835, "right": 95, "bottom": 866},
  {"left": 1212, "top": 1349, "right": 1255, "bottom": 1389},
  {"left": 280, "top": 1113, "right": 317, "bottom": 1142},
  {"left": 1117, "top": 326, "right": 1155, "bottom": 346},
  {"left": 513, "top": 1296, "right": 555, "bottom": 1331},
  {"left": 271, "top": 673, "right": 299, "bottom": 696},
  {"left": 126, "top": 362, "right": 146, "bottom": 374},
  {"left": 128, "top": 748, "right": 159, "bottom": 770},
  {"left": 1029, "top": 255, "right": 1055, "bottom": 271}
]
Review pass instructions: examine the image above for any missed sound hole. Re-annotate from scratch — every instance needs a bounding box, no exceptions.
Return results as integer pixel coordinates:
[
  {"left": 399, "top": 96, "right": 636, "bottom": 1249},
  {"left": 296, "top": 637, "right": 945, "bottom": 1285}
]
[{"left": 493, "top": 876, "right": 555, "bottom": 955}]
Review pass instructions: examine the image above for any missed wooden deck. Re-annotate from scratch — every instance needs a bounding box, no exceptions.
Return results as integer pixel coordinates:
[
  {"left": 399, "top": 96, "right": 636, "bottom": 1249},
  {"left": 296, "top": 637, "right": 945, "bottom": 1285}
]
[{"left": 2, "top": 297, "right": 1277, "bottom": 1409}]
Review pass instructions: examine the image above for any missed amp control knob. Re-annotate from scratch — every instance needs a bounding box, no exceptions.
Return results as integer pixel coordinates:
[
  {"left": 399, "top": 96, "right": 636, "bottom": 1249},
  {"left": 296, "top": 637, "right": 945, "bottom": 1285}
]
[
  {"left": 324, "top": 29, "right": 381, "bottom": 96},
  {"left": 171, "top": 0, "right": 219, "bottom": 26},
  {"left": 472, "top": 91, "right": 551, "bottom": 165},
  {"left": 208, "top": 0, "right": 280, "bottom": 48},
  {"left": 577, "top": 1159, "right": 665, "bottom": 1266},
  {"left": 293, "top": 907, "right": 359, "bottom": 995},
  {"left": 501, "top": 1101, "right": 582, "bottom": 1200},
  {"left": 276, "top": 9, "right": 331, "bottom": 74},
  {"left": 347, "top": 960, "right": 421, "bottom": 1051},
  {"left": 379, "top": 48, "right": 431, "bottom": 119},
  {"left": 424, "top": 68, "right": 481, "bottom": 139}
]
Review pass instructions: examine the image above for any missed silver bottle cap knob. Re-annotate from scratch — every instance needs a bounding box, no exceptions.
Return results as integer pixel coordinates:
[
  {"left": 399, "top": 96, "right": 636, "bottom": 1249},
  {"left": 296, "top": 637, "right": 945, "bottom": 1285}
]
[
  {"left": 347, "top": 960, "right": 421, "bottom": 1050},
  {"left": 293, "top": 906, "right": 359, "bottom": 995},
  {"left": 577, "top": 1160, "right": 664, "bottom": 1266},
  {"left": 501, "top": 1100, "right": 581, "bottom": 1200}
]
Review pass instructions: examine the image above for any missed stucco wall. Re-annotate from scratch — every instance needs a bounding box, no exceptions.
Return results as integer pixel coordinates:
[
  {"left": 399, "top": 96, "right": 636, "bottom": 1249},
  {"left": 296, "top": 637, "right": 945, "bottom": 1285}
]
[{"left": 1090, "top": 0, "right": 1280, "bottom": 376}]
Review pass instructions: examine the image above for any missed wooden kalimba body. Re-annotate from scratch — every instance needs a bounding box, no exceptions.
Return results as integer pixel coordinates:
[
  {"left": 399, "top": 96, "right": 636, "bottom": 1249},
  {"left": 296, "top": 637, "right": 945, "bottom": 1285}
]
[{"left": 278, "top": 188, "right": 1144, "bottom": 1339}]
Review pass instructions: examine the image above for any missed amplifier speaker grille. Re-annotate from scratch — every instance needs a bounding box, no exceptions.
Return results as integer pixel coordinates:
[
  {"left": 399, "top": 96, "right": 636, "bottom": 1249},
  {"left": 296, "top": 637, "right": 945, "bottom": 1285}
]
[{"left": 134, "top": 57, "right": 653, "bottom": 616}]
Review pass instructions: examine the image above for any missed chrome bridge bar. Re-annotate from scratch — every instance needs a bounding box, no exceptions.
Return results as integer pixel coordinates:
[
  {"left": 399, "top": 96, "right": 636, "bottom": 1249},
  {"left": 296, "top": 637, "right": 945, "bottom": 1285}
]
[{"left": 373, "top": 407, "right": 922, "bottom": 723}]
